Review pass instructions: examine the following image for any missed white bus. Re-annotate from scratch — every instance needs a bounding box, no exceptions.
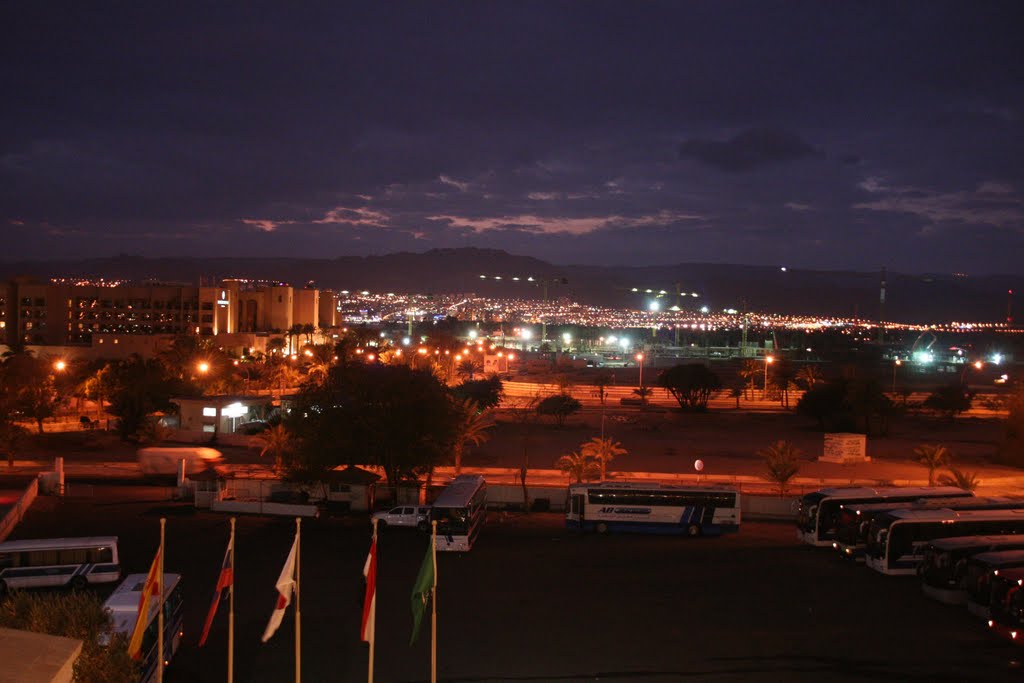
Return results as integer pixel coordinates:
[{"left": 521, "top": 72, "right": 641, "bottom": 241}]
[
  {"left": 104, "top": 573, "right": 184, "bottom": 683},
  {"left": 919, "top": 535, "right": 1024, "bottom": 606},
  {"left": 866, "top": 508, "right": 1024, "bottom": 575},
  {"left": 796, "top": 486, "right": 971, "bottom": 547},
  {"left": 431, "top": 475, "right": 486, "bottom": 551},
  {"left": 566, "top": 482, "right": 740, "bottom": 537},
  {"left": 0, "top": 536, "right": 120, "bottom": 594},
  {"left": 833, "top": 497, "right": 1022, "bottom": 561},
  {"left": 963, "top": 550, "right": 1024, "bottom": 618}
]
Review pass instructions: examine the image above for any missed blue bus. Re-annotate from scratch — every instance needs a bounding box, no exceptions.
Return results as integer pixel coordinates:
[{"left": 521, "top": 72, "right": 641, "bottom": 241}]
[{"left": 566, "top": 482, "right": 740, "bottom": 537}]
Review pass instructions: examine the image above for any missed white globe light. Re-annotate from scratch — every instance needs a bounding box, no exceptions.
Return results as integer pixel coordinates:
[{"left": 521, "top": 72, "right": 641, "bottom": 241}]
[{"left": 694, "top": 459, "right": 704, "bottom": 472}]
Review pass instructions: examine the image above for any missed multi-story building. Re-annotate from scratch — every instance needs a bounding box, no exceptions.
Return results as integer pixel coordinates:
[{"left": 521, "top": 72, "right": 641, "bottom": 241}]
[{"left": 0, "top": 277, "right": 325, "bottom": 347}]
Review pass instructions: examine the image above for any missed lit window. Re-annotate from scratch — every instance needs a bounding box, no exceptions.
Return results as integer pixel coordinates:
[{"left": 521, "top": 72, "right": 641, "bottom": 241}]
[
  {"left": 202, "top": 407, "right": 217, "bottom": 417},
  {"left": 202, "top": 424, "right": 216, "bottom": 433}
]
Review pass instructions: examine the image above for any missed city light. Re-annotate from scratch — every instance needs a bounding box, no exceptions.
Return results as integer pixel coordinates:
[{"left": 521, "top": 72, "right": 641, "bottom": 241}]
[
  {"left": 197, "top": 361, "right": 210, "bottom": 373},
  {"left": 53, "top": 360, "right": 66, "bottom": 372}
]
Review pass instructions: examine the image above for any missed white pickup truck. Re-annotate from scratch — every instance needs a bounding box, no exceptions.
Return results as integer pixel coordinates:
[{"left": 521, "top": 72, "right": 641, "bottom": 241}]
[{"left": 371, "top": 506, "right": 431, "bottom": 531}]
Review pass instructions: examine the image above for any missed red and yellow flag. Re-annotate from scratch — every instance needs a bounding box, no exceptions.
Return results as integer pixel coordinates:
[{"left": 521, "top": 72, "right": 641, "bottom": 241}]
[{"left": 127, "top": 550, "right": 161, "bottom": 660}]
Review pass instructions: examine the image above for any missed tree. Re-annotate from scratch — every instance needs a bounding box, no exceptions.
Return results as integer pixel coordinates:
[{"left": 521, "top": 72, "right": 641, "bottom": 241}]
[
  {"left": 451, "top": 399, "right": 494, "bottom": 475},
  {"left": 106, "top": 356, "right": 196, "bottom": 439},
  {"left": 456, "top": 358, "right": 483, "bottom": 381},
  {"left": 795, "top": 365, "right": 823, "bottom": 390},
  {"left": 729, "top": 385, "right": 743, "bottom": 409},
  {"left": 592, "top": 372, "right": 614, "bottom": 406},
  {"left": 924, "top": 383, "right": 974, "bottom": 419},
  {"left": 0, "top": 421, "right": 29, "bottom": 468},
  {"left": 580, "top": 436, "right": 627, "bottom": 481},
  {"left": 845, "top": 377, "right": 894, "bottom": 435},
  {"left": 758, "top": 440, "right": 803, "bottom": 497},
  {"left": 286, "top": 363, "right": 460, "bottom": 487},
  {"left": 302, "top": 344, "right": 336, "bottom": 385},
  {"left": 657, "top": 363, "right": 722, "bottom": 412},
  {"left": 773, "top": 360, "right": 797, "bottom": 409},
  {"left": 136, "top": 416, "right": 173, "bottom": 446},
  {"left": 915, "top": 443, "right": 951, "bottom": 486},
  {"left": 938, "top": 466, "right": 980, "bottom": 492},
  {"left": 255, "top": 423, "right": 293, "bottom": 470},
  {"left": 0, "top": 590, "right": 137, "bottom": 683},
  {"left": 267, "top": 337, "right": 287, "bottom": 356},
  {"left": 0, "top": 353, "right": 62, "bottom": 434},
  {"left": 795, "top": 380, "right": 849, "bottom": 431},
  {"left": 555, "top": 451, "right": 599, "bottom": 483},
  {"left": 451, "top": 376, "right": 504, "bottom": 410},
  {"left": 536, "top": 394, "right": 581, "bottom": 427},
  {"left": 738, "top": 360, "right": 760, "bottom": 399},
  {"left": 632, "top": 386, "right": 654, "bottom": 403}
]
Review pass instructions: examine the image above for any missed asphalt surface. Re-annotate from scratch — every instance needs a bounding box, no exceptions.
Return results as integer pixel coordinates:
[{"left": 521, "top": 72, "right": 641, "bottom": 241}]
[{"left": 6, "top": 487, "right": 1024, "bottom": 682}]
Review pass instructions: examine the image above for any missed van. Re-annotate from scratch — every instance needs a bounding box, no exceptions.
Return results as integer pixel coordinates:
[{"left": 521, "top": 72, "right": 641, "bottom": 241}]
[{"left": 138, "top": 447, "right": 223, "bottom": 475}]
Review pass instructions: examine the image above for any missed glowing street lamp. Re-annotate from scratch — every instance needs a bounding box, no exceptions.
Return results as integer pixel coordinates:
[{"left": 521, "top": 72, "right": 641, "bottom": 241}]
[
  {"left": 636, "top": 353, "right": 645, "bottom": 389},
  {"left": 763, "top": 355, "right": 774, "bottom": 397},
  {"left": 197, "top": 361, "right": 210, "bottom": 374},
  {"left": 53, "top": 360, "right": 67, "bottom": 372},
  {"left": 892, "top": 358, "right": 902, "bottom": 393}
]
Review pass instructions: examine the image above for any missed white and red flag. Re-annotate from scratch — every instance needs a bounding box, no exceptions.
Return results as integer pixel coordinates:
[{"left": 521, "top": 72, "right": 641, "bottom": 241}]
[
  {"left": 361, "top": 536, "right": 377, "bottom": 643},
  {"left": 261, "top": 534, "right": 298, "bottom": 642},
  {"left": 198, "top": 536, "right": 233, "bottom": 647}
]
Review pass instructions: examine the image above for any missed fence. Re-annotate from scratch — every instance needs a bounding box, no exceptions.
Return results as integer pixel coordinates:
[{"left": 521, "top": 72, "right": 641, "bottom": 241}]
[{"left": 0, "top": 479, "right": 39, "bottom": 543}]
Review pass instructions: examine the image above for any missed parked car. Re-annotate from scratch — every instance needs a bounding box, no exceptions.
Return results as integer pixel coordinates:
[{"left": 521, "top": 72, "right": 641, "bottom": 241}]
[
  {"left": 371, "top": 506, "right": 431, "bottom": 531},
  {"left": 237, "top": 420, "right": 270, "bottom": 435}
]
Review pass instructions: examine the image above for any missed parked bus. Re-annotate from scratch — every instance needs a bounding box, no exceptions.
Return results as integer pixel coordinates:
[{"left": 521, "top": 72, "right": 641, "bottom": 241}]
[
  {"left": 566, "top": 482, "right": 740, "bottom": 537},
  {"left": 962, "top": 550, "right": 1024, "bottom": 618},
  {"left": 920, "top": 536, "right": 1024, "bottom": 606},
  {"left": 0, "top": 536, "right": 120, "bottom": 594},
  {"left": 865, "top": 508, "right": 1024, "bottom": 576},
  {"left": 797, "top": 486, "right": 972, "bottom": 547},
  {"left": 431, "top": 475, "right": 486, "bottom": 551},
  {"left": 104, "top": 573, "right": 184, "bottom": 683},
  {"left": 834, "top": 497, "right": 1022, "bottom": 561},
  {"left": 137, "top": 447, "right": 222, "bottom": 476},
  {"left": 985, "top": 567, "right": 1024, "bottom": 645}
]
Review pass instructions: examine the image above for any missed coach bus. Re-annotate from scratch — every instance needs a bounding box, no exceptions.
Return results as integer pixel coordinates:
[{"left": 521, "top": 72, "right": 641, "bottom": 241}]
[
  {"left": 865, "top": 508, "right": 1024, "bottom": 576},
  {"left": 797, "top": 486, "right": 971, "bottom": 547},
  {"left": 431, "top": 475, "right": 486, "bottom": 552},
  {"left": 834, "top": 497, "right": 1022, "bottom": 561},
  {"left": 920, "top": 536, "right": 1024, "bottom": 606},
  {"left": 104, "top": 573, "right": 184, "bottom": 683},
  {"left": 985, "top": 567, "right": 1024, "bottom": 645},
  {"left": 962, "top": 551, "right": 1024, "bottom": 618},
  {"left": 0, "top": 536, "right": 120, "bottom": 595},
  {"left": 566, "top": 482, "right": 740, "bottom": 537}
]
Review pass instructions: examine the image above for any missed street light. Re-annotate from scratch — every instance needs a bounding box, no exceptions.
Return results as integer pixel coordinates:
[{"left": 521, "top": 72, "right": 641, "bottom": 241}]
[
  {"left": 53, "top": 360, "right": 66, "bottom": 372},
  {"left": 763, "top": 355, "right": 774, "bottom": 398},
  {"left": 636, "top": 353, "right": 645, "bottom": 389},
  {"left": 197, "top": 361, "right": 210, "bottom": 374},
  {"left": 892, "top": 358, "right": 902, "bottom": 393}
]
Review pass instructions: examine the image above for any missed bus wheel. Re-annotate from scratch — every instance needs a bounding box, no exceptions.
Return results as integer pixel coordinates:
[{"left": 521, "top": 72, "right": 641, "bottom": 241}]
[
  {"left": 69, "top": 576, "right": 88, "bottom": 591},
  {"left": 686, "top": 523, "right": 702, "bottom": 537},
  {"left": 596, "top": 522, "right": 608, "bottom": 534}
]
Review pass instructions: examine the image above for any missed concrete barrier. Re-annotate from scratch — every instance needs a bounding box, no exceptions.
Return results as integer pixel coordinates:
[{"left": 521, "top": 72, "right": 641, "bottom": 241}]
[
  {"left": 0, "top": 479, "right": 39, "bottom": 542},
  {"left": 210, "top": 499, "right": 319, "bottom": 518}
]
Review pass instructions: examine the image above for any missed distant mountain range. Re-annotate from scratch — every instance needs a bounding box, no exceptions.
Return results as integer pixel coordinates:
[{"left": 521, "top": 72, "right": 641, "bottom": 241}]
[{"left": 2, "top": 248, "right": 1020, "bottom": 324}]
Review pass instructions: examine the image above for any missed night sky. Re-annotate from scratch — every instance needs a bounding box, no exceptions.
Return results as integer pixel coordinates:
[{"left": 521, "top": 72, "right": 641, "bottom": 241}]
[{"left": 2, "top": 2, "right": 1022, "bottom": 273}]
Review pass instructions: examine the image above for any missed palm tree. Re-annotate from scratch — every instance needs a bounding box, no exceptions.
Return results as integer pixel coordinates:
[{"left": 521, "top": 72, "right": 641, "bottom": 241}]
[
  {"left": 796, "top": 365, "right": 823, "bottom": 390},
  {"left": 301, "top": 323, "right": 316, "bottom": 344},
  {"left": 456, "top": 358, "right": 482, "bottom": 381},
  {"left": 729, "top": 384, "right": 743, "bottom": 409},
  {"left": 738, "top": 360, "right": 760, "bottom": 399},
  {"left": 451, "top": 400, "right": 495, "bottom": 475},
  {"left": 632, "top": 386, "right": 653, "bottom": 404},
  {"left": 592, "top": 372, "right": 614, "bottom": 406},
  {"left": 267, "top": 337, "right": 287, "bottom": 356},
  {"left": 555, "top": 451, "right": 600, "bottom": 483},
  {"left": 255, "top": 423, "right": 293, "bottom": 470},
  {"left": 758, "top": 440, "right": 803, "bottom": 497},
  {"left": 580, "top": 436, "right": 628, "bottom": 481},
  {"left": 938, "top": 466, "right": 980, "bottom": 492},
  {"left": 303, "top": 344, "right": 335, "bottom": 385},
  {"left": 915, "top": 443, "right": 951, "bottom": 486}
]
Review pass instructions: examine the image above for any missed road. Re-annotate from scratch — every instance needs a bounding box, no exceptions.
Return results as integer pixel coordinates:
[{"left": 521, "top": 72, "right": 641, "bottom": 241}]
[{"left": 6, "top": 486, "right": 1024, "bottom": 682}]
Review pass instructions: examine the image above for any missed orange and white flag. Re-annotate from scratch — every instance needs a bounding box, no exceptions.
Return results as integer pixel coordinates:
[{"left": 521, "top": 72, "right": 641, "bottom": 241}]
[{"left": 261, "top": 535, "right": 298, "bottom": 642}]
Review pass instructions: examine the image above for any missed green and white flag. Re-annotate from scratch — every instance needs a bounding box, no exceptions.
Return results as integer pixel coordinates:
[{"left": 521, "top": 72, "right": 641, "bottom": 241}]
[{"left": 409, "top": 538, "right": 435, "bottom": 645}]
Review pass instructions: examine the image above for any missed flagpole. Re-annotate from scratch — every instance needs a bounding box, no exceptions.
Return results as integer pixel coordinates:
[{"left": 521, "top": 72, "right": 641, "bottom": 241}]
[
  {"left": 295, "top": 517, "right": 301, "bottom": 683},
  {"left": 158, "top": 517, "right": 165, "bottom": 683},
  {"left": 430, "top": 520, "right": 437, "bottom": 683},
  {"left": 368, "top": 518, "right": 377, "bottom": 683},
  {"left": 228, "top": 517, "right": 236, "bottom": 683}
]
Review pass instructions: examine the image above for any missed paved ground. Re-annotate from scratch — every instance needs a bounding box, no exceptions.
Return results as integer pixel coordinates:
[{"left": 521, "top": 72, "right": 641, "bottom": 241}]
[{"left": 6, "top": 487, "right": 1024, "bottom": 682}]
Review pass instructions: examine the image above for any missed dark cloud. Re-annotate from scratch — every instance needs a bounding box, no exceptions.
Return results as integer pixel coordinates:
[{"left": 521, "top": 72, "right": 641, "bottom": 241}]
[{"left": 678, "top": 128, "right": 820, "bottom": 172}]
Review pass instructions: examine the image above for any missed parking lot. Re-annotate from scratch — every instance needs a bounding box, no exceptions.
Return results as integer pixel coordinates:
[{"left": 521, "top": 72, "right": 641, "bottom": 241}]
[{"left": 6, "top": 487, "right": 1024, "bottom": 682}]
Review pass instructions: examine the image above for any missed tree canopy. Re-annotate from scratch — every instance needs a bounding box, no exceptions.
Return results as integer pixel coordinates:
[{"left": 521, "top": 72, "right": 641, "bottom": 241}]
[
  {"left": 657, "top": 363, "right": 722, "bottom": 411},
  {"left": 536, "top": 394, "right": 581, "bottom": 427},
  {"left": 451, "top": 376, "right": 504, "bottom": 410},
  {"left": 285, "top": 362, "right": 461, "bottom": 485}
]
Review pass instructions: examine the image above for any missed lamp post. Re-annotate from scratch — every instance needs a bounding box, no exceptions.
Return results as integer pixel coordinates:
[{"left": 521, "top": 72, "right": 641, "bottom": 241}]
[
  {"left": 892, "top": 358, "right": 902, "bottom": 394},
  {"left": 763, "top": 355, "right": 774, "bottom": 398},
  {"left": 636, "top": 353, "right": 645, "bottom": 390}
]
